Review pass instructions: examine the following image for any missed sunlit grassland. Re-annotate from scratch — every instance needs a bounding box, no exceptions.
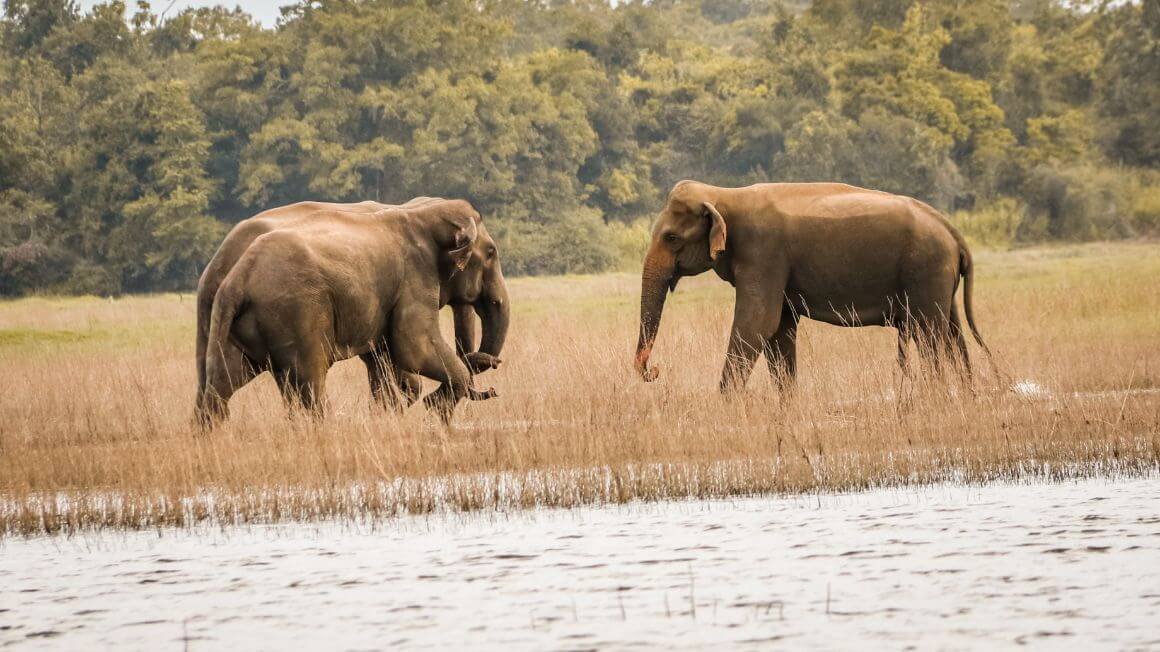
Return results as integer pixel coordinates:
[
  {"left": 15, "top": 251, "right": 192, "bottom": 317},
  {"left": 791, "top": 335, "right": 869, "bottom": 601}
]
[{"left": 1, "top": 242, "right": 1158, "bottom": 536}]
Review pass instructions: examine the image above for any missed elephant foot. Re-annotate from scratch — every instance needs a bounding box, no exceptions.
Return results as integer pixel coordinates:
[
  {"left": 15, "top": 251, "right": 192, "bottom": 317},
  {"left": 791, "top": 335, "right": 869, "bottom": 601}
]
[
  {"left": 468, "top": 386, "right": 498, "bottom": 401},
  {"left": 194, "top": 394, "right": 229, "bottom": 431}
]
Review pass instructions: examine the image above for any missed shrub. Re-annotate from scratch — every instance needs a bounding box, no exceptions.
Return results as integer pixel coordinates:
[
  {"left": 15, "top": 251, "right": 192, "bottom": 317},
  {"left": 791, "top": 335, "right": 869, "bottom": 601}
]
[
  {"left": 0, "top": 242, "right": 71, "bottom": 296},
  {"left": 1023, "top": 164, "right": 1138, "bottom": 240},
  {"left": 1131, "top": 188, "right": 1160, "bottom": 235},
  {"left": 952, "top": 198, "right": 1023, "bottom": 247},
  {"left": 58, "top": 261, "right": 122, "bottom": 296},
  {"left": 606, "top": 218, "right": 652, "bottom": 271},
  {"left": 1127, "top": 173, "right": 1160, "bottom": 235},
  {"left": 494, "top": 206, "right": 618, "bottom": 276}
]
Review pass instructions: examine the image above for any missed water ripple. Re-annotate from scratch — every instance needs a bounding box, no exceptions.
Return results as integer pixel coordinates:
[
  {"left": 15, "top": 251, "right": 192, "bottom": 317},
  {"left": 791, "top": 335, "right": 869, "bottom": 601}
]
[{"left": 2, "top": 476, "right": 1158, "bottom": 649}]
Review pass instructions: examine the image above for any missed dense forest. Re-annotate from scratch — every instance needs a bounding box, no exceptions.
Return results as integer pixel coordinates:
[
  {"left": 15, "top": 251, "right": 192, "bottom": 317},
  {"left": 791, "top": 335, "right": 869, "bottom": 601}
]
[{"left": 0, "top": 0, "right": 1157, "bottom": 295}]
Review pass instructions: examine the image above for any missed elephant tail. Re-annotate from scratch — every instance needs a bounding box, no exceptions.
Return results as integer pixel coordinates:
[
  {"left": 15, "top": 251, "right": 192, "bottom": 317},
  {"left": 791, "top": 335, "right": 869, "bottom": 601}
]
[
  {"left": 203, "top": 261, "right": 247, "bottom": 412},
  {"left": 954, "top": 232, "right": 1002, "bottom": 379},
  {"left": 958, "top": 247, "right": 989, "bottom": 355},
  {"left": 915, "top": 198, "right": 1002, "bottom": 379},
  {"left": 194, "top": 268, "right": 217, "bottom": 414}
]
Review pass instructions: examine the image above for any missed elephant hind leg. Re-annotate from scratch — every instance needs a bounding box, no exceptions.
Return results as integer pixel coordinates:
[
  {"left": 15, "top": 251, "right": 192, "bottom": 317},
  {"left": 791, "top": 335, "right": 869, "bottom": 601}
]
[
  {"left": 362, "top": 351, "right": 423, "bottom": 413},
  {"left": 765, "top": 318, "right": 798, "bottom": 395},
  {"left": 914, "top": 320, "right": 946, "bottom": 377},
  {"left": 270, "top": 336, "right": 330, "bottom": 419},
  {"left": 949, "top": 304, "right": 973, "bottom": 383},
  {"left": 895, "top": 319, "right": 912, "bottom": 371},
  {"left": 913, "top": 311, "right": 964, "bottom": 383},
  {"left": 199, "top": 343, "right": 263, "bottom": 429},
  {"left": 893, "top": 319, "right": 916, "bottom": 410},
  {"left": 273, "top": 361, "right": 327, "bottom": 418}
]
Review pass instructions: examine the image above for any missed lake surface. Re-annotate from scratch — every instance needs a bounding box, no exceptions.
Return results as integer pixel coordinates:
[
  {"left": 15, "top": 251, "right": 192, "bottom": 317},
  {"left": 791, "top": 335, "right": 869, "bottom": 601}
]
[{"left": 3, "top": 476, "right": 1159, "bottom": 649}]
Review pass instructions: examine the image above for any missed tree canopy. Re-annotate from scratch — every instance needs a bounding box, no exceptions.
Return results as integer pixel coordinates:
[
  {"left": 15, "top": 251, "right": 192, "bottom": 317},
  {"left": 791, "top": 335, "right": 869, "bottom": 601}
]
[{"left": 1, "top": 0, "right": 1157, "bottom": 294}]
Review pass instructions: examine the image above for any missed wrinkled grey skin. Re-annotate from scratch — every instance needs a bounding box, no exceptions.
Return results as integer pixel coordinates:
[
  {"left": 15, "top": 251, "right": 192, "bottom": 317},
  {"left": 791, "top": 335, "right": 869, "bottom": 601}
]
[
  {"left": 197, "top": 200, "right": 509, "bottom": 425},
  {"left": 635, "top": 180, "right": 994, "bottom": 393}
]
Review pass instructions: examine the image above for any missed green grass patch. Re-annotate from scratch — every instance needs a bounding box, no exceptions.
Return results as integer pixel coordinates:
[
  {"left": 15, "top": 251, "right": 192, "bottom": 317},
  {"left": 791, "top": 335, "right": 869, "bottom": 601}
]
[{"left": 0, "top": 328, "right": 103, "bottom": 347}]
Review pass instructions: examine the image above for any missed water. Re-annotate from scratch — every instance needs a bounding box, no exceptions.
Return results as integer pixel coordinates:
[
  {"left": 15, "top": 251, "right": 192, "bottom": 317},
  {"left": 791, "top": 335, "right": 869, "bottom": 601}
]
[{"left": 3, "top": 476, "right": 1159, "bottom": 649}]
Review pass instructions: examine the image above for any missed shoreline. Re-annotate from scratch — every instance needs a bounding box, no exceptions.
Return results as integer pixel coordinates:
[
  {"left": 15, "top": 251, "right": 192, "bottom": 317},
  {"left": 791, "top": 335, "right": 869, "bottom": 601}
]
[{"left": 5, "top": 454, "right": 1156, "bottom": 540}]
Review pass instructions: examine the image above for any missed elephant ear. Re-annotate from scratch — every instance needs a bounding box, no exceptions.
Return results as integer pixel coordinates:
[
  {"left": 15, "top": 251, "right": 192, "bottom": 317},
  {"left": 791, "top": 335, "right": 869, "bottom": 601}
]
[
  {"left": 440, "top": 205, "right": 479, "bottom": 271},
  {"left": 702, "top": 202, "right": 727, "bottom": 261}
]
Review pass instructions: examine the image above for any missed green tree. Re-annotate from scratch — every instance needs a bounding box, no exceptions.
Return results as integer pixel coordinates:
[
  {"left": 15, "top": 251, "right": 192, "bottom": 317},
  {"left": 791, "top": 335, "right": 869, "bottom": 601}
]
[
  {"left": 1098, "top": 0, "right": 1160, "bottom": 166},
  {"left": 66, "top": 69, "right": 221, "bottom": 291},
  {"left": 1, "top": 0, "right": 79, "bottom": 55},
  {"left": 0, "top": 0, "right": 1157, "bottom": 294}
]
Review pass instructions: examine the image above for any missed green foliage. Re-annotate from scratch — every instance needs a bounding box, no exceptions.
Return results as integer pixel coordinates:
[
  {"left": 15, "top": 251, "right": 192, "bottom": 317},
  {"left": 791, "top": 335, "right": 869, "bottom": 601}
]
[
  {"left": 1132, "top": 191, "right": 1160, "bottom": 235},
  {"left": 606, "top": 218, "right": 653, "bottom": 272},
  {"left": 1097, "top": 0, "right": 1160, "bottom": 167},
  {"left": 1022, "top": 164, "right": 1150, "bottom": 240},
  {"left": 774, "top": 110, "right": 857, "bottom": 182},
  {"left": 0, "top": 0, "right": 1157, "bottom": 296},
  {"left": 494, "top": 206, "right": 617, "bottom": 277},
  {"left": 0, "top": 240, "right": 71, "bottom": 294},
  {"left": 951, "top": 198, "right": 1023, "bottom": 247}
]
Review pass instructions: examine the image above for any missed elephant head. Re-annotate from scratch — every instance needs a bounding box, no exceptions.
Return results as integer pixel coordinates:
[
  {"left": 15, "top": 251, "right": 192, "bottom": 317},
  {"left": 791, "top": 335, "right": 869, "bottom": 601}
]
[
  {"left": 423, "top": 202, "right": 510, "bottom": 373},
  {"left": 635, "top": 181, "right": 727, "bottom": 381}
]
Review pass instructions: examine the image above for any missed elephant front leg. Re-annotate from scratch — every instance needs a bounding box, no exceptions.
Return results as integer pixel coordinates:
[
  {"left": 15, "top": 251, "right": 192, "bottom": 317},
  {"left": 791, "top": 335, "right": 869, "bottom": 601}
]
[
  {"left": 415, "top": 336, "right": 484, "bottom": 425},
  {"left": 721, "top": 282, "right": 784, "bottom": 393},
  {"left": 393, "top": 318, "right": 491, "bottom": 426}
]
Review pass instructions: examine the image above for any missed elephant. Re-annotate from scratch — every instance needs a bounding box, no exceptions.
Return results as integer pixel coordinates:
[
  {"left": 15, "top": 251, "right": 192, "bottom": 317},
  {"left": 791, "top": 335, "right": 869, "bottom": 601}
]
[
  {"left": 198, "top": 199, "right": 508, "bottom": 425},
  {"left": 194, "top": 197, "right": 509, "bottom": 426},
  {"left": 634, "top": 180, "right": 994, "bottom": 393}
]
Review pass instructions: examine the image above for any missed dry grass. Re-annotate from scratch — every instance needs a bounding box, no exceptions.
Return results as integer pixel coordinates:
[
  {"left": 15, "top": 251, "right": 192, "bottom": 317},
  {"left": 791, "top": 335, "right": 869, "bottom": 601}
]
[{"left": 1, "top": 242, "right": 1158, "bottom": 537}]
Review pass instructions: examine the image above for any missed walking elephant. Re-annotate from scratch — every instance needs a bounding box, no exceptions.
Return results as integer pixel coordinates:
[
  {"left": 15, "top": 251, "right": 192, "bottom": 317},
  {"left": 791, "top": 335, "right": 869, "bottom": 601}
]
[
  {"left": 634, "top": 180, "right": 994, "bottom": 392},
  {"left": 197, "top": 199, "right": 508, "bottom": 425}
]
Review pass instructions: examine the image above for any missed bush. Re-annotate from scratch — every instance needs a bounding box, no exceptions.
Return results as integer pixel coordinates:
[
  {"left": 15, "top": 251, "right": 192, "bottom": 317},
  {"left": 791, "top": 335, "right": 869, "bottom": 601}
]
[
  {"left": 1127, "top": 173, "right": 1160, "bottom": 235},
  {"left": 606, "top": 218, "right": 652, "bottom": 271},
  {"left": 1131, "top": 189, "right": 1160, "bottom": 235},
  {"left": 58, "top": 261, "right": 121, "bottom": 296},
  {"left": 952, "top": 198, "right": 1023, "bottom": 247},
  {"left": 774, "top": 109, "right": 963, "bottom": 209},
  {"left": 0, "top": 242, "right": 71, "bottom": 296},
  {"left": 1023, "top": 164, "right": 1138, "bottom": 240},
  {"left": 494, "top": 206, "right": 618, "bottom": 276},
  {"left": 851, "top": 109, "right": 962, "bottom": 209}
]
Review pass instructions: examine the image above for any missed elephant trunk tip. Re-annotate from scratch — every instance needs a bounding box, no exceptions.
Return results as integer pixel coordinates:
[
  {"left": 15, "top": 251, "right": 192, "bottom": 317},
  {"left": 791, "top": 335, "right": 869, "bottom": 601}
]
[
  {"left": 635, "top": 346, "right": 660, "bottom": 382},
  {"left": 465, "top": 351, "right": 502, "bottom": 374}
]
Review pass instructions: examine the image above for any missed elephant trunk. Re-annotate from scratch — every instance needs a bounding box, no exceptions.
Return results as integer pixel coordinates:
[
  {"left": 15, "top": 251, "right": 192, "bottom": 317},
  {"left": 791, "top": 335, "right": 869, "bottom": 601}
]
[
  {"left": 635, "top": 247, "right": 674, "bottom": 382},
  {"left": 452, "top": 268, "right": 509, "bottom": 375},
  {"left": 457, "top": 267, "right": 507, "bottom": 375},
  {"left": 476, "top": 279, "right": 509, "bottom": 359}
]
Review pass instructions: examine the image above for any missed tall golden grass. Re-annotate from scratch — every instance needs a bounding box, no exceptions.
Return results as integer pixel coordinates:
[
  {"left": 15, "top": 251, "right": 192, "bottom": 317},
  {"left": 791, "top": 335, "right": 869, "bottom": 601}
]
[{"left": 1, "top": 243, "right": 1158, "bottom": 537}]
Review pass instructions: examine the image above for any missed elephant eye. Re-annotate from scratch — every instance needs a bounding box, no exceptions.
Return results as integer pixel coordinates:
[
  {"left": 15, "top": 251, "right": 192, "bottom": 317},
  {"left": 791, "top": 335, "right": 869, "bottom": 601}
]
[{"left": 664, "top": 233, "right": 680, "bottom": 243}]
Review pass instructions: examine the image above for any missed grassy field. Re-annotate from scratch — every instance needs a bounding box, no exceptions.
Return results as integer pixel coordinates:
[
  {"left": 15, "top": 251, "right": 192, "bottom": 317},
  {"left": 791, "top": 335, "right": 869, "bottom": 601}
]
[{"left": 1, "top": 242, "right": 1158, "bottom": 536}]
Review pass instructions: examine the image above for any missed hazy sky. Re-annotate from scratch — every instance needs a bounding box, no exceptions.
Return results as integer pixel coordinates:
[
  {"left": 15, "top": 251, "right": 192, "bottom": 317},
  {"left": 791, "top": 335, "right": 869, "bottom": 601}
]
[{"left": 76, "top": 1, "right": 286, "bottom": 27}]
